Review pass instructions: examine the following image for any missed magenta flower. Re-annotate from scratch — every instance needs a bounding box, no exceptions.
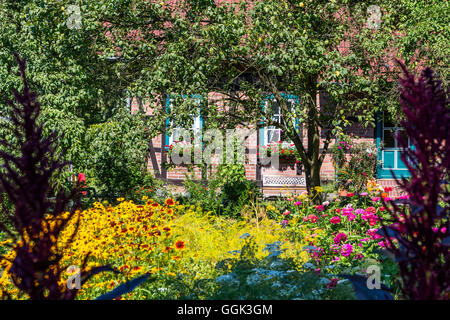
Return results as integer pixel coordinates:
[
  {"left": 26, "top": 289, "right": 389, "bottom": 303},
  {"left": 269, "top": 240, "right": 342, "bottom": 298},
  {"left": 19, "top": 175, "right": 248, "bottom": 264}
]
[
  {"left": 347, "top": 213, "right": 356, "bottom": 221},
  {"left": 354, "top": 253, "right": 364, "bottom": 259},
  {"left": 314, "top": 204, "right": 324, "bottom": 212},
  {"left": 378, "top": 240, "right": 387, "bottom": 248},
  {"left": 342, "top": 207, "right": 354, "bottom": 216},
  {"left": 360, "top": 192, "right": 369, "bottom": 196},
  {"left": 355, "top": 208, "right": 365, "bottom": 215},
  {"left": 333, "top": 232, "right": 347, "bottom": 244},
  {"left": 341, "top": 244, "right": 353, "bottom": 257},
  {"left": 294, "top": 201, "right": 302, "bottom": 206},
  {"left": 330, "top": 216, "right": 341, "bottom": 224},
  {"left": 369, "top": 216, "right": 379, "bottom": 226},
  {"left": 367, "top": 228, "right": 382, "bottom": 240},
  {"left": 371, "top": 197, "right": 380, "bottom": 202}
]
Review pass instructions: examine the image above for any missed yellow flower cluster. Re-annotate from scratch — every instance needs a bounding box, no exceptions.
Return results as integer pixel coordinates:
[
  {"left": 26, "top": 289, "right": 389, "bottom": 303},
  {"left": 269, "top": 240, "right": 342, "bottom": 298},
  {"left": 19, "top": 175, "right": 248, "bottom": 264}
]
[
  {"left": 0, "top": 197, "right": 311, "bottom": 300},
  {"left": 0, "top": 198, "right": 183, "bottom": 299}
]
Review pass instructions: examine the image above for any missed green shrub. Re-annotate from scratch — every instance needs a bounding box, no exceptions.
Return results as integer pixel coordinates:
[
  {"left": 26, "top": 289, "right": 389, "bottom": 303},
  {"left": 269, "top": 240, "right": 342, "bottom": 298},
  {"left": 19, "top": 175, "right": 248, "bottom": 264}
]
[
  {"left": 82, "top": 110, "right": 151, "bottom": 200},
  {"left": 181, "top": 163, "right": 262, "bottom": 218}
]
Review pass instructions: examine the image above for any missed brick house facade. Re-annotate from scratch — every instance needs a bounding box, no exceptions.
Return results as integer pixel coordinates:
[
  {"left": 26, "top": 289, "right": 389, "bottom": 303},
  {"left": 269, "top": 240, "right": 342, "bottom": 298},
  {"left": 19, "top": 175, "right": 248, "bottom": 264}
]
[{"left": 130, "top": 90, "right": 409, "bottom": 198}]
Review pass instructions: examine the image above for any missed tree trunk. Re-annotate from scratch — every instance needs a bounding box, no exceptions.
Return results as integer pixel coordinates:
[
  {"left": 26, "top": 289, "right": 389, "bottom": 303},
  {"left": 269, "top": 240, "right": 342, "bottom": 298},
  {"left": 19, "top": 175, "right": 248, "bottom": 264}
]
[{"left": 304, "top": 156, "right": 322, "bottom": 203}]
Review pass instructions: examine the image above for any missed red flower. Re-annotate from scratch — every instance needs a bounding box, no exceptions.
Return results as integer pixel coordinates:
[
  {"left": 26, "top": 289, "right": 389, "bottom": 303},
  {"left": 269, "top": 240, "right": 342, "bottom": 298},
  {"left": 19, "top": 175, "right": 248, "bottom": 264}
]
[
  {"left": 335, "top": 208, "right": 341, "bottom": 213},
  {"left": 347, "top": 192, "right": 354, "bottom": 197},
  {"left": 175, "top": 240, "right": 185, "bottom": 249},
  {"left": 165, "top": 198, "right": 175, "bottom": 206}
]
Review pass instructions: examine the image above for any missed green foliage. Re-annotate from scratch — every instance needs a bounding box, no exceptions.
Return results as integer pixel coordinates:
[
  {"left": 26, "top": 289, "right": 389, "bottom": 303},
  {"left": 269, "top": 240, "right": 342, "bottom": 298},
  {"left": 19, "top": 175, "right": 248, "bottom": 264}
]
[
  {"left": 83, "top": 110, "right": 151, "bottom": 200},
  {"left": 181, "top": 163, "right": 261, "bottom": 219}
]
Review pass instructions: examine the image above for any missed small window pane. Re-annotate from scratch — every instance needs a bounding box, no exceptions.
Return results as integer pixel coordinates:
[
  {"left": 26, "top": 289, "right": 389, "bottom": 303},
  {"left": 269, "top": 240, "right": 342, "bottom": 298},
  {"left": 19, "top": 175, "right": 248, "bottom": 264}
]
[
  {"left": 396, "top": 129, "right": 408, "bottom": 147},
  {"left": 268, "top": 130, "right": 280, "bottom": 143},
  {"left": 384, "top": 129, "right": 395, "bottom": 148}
]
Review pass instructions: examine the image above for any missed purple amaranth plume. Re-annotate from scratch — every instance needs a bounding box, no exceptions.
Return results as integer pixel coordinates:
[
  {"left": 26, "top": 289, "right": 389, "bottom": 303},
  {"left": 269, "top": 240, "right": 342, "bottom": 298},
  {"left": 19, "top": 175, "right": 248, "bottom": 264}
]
[
  {"left": 0, "top": 54, "right": 115, "bottom": 299},
  {"left": 378, "top": 61, "right": 450, "bottom": 300}
]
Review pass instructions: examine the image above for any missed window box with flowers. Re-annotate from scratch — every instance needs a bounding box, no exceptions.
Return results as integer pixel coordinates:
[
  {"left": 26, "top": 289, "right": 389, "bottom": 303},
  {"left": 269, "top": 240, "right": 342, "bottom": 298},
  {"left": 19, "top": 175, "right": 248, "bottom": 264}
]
[{"left": 260, "top": 141, "right": 300, "bottom": 160}]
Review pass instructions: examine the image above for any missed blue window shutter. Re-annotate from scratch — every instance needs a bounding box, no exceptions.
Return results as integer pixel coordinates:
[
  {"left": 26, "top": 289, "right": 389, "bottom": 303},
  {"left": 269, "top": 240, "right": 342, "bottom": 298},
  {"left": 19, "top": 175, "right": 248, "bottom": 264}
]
[{"left": 165, "top": 95, "right": 171, "bottom": 151}]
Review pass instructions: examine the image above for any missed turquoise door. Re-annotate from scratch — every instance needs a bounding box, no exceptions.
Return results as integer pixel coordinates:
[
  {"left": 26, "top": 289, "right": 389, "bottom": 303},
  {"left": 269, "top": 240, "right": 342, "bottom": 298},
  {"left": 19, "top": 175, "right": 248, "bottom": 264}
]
[{"left": 376, "top": 114, "right": 412, "bottom": 179}]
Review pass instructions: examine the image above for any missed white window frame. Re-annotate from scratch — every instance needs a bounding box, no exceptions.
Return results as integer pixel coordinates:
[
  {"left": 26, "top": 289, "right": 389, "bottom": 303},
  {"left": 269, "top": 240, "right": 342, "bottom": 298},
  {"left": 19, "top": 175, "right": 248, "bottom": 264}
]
[
  {"left": 381, "top": 125, "right": 410, "bottom": 171},
  {"left": 168, "top": 98, "right": 202, "bottom": 146},
  {"left": 264, "top": 98, "right": 296, "bottom": 147}
]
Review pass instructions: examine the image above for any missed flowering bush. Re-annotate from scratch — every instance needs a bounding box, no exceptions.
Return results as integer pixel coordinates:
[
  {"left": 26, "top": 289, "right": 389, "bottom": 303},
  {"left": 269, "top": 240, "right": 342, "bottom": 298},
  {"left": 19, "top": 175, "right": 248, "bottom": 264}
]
[
  {"left": 266, "top": 185, "right": 404, "bottom": 296},
  {"left": 331, "top": 135, "right": 379, "bottom": 193},
  {"left": 0, "top": 198, "right": 183, "bottom": 299},
  {"left": 1, "top": 195, "right": 313, "bottom": 299}
]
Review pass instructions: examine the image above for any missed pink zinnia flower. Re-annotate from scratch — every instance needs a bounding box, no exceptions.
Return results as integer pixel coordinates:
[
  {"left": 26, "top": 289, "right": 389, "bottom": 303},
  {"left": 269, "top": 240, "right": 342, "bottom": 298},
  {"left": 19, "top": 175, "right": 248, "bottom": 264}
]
[
  {"left": 330, "top": 216, "right": 341, "bottom": 224},
  {"left": 334, "top": 232, "right": 347, "bottom": 244},
  {"left": 282, "top": 210, "right": 290, "bottom": 216},
  {"left": 366, "top": 206, "right": 376, "bottom": 214},
  {"left": 342, "top": 207, "right": 354, "bottom": 216},
  {"left": 378, "top": 240, "right": 387, "bottom": 248},
  {"left": 294, "top": 201, "right": 302, "bottom": 206},
  {"left": 314, "top": 205, "right": 324, "bottom": 212},
  {"left": 367, "top": 228, "right": 382, "bottom": 240},
  {"left": 341, "top": 244, "right": 353, "bottom": 257},
  {"left": 355, "top": 208, "right": 365, "bottom": 215},
  {"left": 347, "top": 213, "right": 356, "bottom": 221},
  {"left": 369, "top": 217, "right": 379, "bottom": 226},
  {"left": 372, "top": 197, "right": 380, "bottom": 202}
]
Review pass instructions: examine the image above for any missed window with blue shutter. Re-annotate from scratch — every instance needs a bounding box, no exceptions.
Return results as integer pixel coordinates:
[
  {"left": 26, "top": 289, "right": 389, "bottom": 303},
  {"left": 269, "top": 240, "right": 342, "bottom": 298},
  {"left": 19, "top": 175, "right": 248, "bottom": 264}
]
[
  {"left": 259, "top": 94, "right": 300, "bottom": 146},
  {"left": 376, "top": 113, "right": 412, "bottom": 179}
]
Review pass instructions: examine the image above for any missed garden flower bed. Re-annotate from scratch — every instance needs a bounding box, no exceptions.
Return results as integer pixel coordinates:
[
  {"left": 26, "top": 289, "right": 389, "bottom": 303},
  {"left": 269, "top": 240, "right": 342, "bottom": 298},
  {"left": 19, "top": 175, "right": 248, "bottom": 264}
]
[{"left": 0, "top": 182, "right": 406, "bottom": 300}]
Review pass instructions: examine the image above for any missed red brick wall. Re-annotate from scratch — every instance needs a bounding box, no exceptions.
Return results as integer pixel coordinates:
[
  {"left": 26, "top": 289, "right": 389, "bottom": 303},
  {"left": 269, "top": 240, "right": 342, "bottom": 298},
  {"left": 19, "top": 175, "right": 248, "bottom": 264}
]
[{"left": 132, "top": 93, "right": 402, "bottom": 196}]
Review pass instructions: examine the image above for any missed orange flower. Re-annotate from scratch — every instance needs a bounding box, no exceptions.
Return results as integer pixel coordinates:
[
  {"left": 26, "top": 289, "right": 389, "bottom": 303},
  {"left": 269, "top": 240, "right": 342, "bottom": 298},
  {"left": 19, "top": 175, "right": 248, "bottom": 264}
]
[
  {"left": 175, "top": 240, "right": 185, "bottom": 250},
  {"left": 165, "top": 198, "right": 175, "bottom": 206},
  {"left": 381, "top": 192, "right": 388, "bottom": 198}
]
